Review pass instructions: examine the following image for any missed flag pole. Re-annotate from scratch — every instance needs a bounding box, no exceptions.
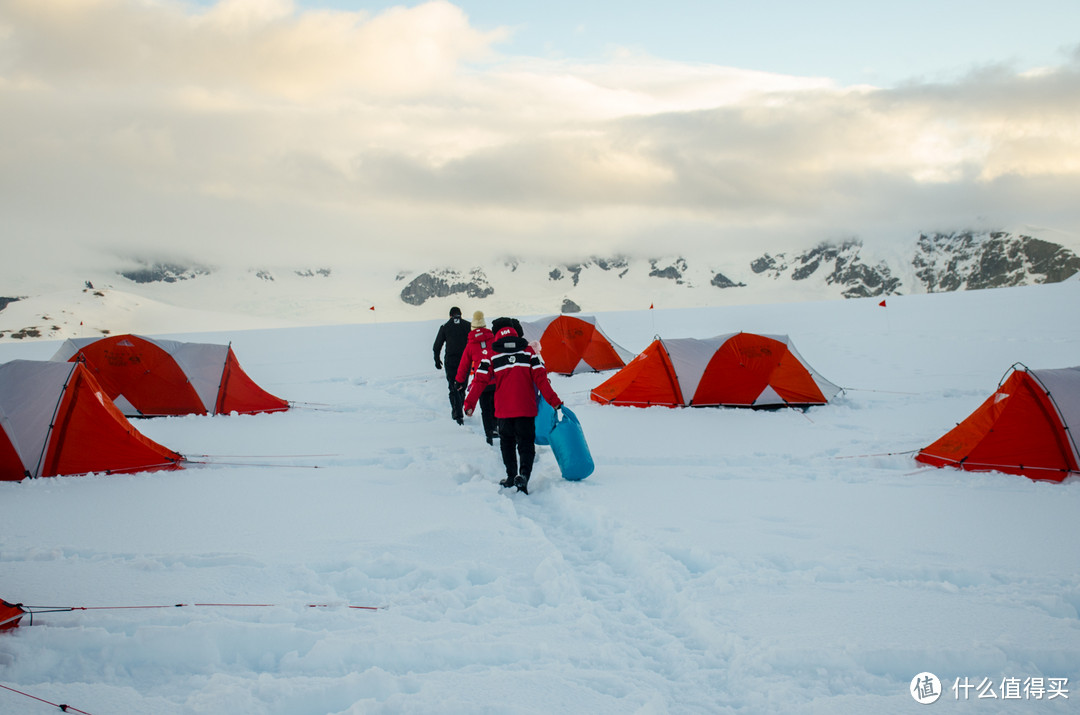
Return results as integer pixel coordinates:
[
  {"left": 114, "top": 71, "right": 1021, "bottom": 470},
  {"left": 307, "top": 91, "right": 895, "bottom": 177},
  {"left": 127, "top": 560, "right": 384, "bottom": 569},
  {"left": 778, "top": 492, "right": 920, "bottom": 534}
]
[{"left": 877, "top": 296, "right": 891, "bottom": 332}]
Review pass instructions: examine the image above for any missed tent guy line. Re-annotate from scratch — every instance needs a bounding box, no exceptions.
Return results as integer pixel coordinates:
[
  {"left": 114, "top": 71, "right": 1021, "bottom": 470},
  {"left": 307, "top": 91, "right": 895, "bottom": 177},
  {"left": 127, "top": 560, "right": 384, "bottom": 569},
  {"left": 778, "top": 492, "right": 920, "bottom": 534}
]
[
  {"left": 837, "top": 387, "right": 923, "bottom": 396},
  {"left": 832, "top": 449, "right": 921, "bottom": 460},
  {"left": 4, "top": 600, "right": 381, "bottom": 629},
  {"left": 187, "top": 459, "right": 326, "bottom": 469},
  {"left": 0, "top": 683, "right": 95, "bottom": 715},
  {"left": 187, "top": 453, "right": 342, "bottom": 459}
]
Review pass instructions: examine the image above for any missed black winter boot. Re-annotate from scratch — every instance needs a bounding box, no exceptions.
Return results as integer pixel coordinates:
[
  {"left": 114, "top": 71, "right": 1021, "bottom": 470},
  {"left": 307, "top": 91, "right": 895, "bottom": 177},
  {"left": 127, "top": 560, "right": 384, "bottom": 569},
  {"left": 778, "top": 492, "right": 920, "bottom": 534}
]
[{"left": 515, "top": 474, "right": 530, "bottom": 494}]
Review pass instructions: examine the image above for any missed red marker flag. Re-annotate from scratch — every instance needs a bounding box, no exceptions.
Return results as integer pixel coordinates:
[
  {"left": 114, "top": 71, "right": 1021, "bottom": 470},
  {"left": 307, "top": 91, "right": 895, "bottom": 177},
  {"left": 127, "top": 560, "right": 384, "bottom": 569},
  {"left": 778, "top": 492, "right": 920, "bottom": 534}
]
[
  {"left": 369, "top": 306, "right": 375, "bottom": 311},
  {"left": 649, "top": 303, "right": 654, "bottom": 310},
  {"left": 878, "top": 299, "right": 887, "bottom": 308}
]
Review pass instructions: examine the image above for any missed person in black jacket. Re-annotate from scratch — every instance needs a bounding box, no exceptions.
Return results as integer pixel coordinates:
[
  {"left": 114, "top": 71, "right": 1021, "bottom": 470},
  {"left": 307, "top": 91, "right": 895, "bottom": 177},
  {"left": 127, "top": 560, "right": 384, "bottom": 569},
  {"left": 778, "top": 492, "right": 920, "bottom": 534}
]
[{"left": 433, "top": 306, "right": 471, "bottom": 423}]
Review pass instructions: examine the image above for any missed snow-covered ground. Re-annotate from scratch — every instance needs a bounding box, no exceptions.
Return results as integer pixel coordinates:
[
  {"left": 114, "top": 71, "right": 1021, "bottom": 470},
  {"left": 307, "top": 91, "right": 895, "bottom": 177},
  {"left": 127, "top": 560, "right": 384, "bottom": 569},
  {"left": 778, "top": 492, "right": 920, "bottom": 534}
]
[{"left": 1, "top": 281, "right": 1078, "bottom": 714}]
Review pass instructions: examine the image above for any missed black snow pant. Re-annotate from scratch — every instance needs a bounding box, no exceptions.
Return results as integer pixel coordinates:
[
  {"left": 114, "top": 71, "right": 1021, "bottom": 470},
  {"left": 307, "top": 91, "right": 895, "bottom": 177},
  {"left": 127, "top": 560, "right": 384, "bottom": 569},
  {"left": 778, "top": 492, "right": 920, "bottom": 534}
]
[
  {"left": 445, "top": 354, "right": 464, "bottom": 422},
  {"left": 478, "top": 385, "right": 497, "bottom": 442},
  {"left": 499, "top": 416, "right": 536, "bottom": 479}
]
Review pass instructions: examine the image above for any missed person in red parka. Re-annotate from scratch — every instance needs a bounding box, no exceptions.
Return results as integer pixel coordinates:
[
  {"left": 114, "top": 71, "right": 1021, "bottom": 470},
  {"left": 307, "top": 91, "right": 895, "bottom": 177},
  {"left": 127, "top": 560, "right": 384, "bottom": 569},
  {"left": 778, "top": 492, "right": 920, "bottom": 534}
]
[
  {"left": 464, "top": 317, "right": 562, "bottom": 494},
  {"left": 455, "top": 310, "right": 498, "bottom": 444}
]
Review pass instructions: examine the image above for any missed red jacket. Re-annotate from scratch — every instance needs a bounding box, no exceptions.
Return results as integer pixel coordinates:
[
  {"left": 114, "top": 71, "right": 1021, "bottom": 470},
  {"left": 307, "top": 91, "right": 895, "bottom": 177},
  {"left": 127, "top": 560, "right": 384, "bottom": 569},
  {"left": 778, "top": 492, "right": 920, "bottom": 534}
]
[
  {"left": 464, "top": 326, "right": 562, "bottom": 418},
  {"left": 455, "top": 327, "right": 496, "bottom": 386}
]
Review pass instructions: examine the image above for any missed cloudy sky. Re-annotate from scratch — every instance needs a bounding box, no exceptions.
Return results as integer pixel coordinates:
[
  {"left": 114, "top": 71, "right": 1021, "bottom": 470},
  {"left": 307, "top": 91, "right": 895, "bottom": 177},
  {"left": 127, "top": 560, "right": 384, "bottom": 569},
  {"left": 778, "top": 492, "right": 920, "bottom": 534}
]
[{"left": 2, "top": 0, "right": 1079, "bottom": 279}]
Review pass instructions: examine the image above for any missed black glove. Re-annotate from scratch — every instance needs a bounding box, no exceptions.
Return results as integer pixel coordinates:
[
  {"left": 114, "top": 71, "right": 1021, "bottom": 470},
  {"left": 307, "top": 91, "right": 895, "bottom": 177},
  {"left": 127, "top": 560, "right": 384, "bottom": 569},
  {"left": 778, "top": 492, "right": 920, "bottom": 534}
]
[
  {"left": 456, "top": 382, "right": 466, "bottom": 392},
  {"left": 435, "top": 358, "right": 442, "bottom": 370}
]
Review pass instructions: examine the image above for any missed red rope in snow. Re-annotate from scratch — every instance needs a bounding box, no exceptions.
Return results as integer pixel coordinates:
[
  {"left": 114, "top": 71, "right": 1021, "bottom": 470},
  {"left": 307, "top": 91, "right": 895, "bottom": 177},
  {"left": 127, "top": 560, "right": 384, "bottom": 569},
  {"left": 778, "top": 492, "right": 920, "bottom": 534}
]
[
  {"left": 839, "top": 387, "right": 922, "bottom": 396},
  {"left": 914, "top": 455, "right": 1079, "bottom": 478},
  {"left": 189, "top": 453, "right": 341, "bottom": 459},
  {"left": 18, "top": 602, "right": 381, "bottom": 619},
  {"left": 833, "top": 449, "right": 919, "bottom": 459},
  {"left": 185, "top": 459, "right": 326, "bottom": 469},
  {"left": 0, "top": 683, "right": 95, "bottom": 714},
  {"left": 2, "top": 603, "right": 380, "bottom": 711}
]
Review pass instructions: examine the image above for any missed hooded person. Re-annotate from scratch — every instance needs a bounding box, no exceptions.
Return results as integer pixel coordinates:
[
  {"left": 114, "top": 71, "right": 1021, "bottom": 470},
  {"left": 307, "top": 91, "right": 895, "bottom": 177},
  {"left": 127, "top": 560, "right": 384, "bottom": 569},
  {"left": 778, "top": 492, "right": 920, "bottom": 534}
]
[
  {"left": 463, "top": 317, "right": 563, "bottom": 493},
  {"left": 433, "top": 306, "right": 471, "bottom": 424},
  {"left": 455, "top": 311, "right": 498, "bottom": 444}
]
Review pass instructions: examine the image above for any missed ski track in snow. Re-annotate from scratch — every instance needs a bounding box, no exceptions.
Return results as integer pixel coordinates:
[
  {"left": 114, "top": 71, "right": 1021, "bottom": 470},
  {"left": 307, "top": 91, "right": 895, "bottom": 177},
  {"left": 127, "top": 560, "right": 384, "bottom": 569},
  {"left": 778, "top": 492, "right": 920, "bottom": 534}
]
[{"left": 373, "top": 373, "right": 734, "bottom": 711}]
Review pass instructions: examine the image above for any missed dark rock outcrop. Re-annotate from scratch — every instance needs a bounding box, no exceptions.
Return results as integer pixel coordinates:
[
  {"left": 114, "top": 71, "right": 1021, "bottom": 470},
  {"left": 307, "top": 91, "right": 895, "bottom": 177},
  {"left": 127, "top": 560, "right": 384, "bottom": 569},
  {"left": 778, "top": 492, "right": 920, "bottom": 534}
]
[
  {"left": 400, "top": 269, "right": 494, "bottom": 306},
  {"left": 119, "top": 262, "right": 210, "bottom": 284},
  {"left": 913, "top": 232, "right": 1080, "bottom": 292}
]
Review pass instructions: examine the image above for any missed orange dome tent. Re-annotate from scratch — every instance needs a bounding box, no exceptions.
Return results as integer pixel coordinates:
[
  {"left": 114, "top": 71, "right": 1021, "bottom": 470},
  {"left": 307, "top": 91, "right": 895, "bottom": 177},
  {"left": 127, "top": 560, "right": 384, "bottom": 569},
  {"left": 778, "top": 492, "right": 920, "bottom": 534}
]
[
  {"left": 915, "top": 364, "right": 1080, "bottom": 482},
  {"left": 590, "top": 332, "right": 841, "bottom": 408},
  {"left": 520, "top": 315, "right": 633, "bottom": 375},
  {"left": 51, "top": 335, "right": 288, "bottom": 417},
  {"left": 0, "top": 360, "right": 182, "bottom": 481}
]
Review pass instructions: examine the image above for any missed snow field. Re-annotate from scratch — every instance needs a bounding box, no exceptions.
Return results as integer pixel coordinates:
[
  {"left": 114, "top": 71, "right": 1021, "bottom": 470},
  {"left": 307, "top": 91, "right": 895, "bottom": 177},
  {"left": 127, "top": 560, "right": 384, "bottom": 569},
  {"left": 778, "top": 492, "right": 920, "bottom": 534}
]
[{"left": 1, "top": 281, "right": 1078, "bottom": 713}]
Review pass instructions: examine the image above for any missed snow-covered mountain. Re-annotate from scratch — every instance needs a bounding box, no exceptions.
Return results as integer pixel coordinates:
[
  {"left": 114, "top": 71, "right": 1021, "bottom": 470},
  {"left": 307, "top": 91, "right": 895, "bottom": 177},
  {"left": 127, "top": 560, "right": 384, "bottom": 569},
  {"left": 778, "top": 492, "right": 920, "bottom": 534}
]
[
  {"left": 748, "top": 231, "right": 1080, "bottom": 298},
  {"left": 2, "top": 230, "right": 1078, "bottom": 341}
]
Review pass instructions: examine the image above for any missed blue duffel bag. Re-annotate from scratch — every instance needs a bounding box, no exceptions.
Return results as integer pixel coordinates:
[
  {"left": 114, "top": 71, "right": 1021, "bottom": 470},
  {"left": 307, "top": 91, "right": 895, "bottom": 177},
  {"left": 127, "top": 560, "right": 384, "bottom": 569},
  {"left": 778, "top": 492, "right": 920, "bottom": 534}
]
[
  {"left": 535, "top": 394, "right": 555, "bottom": 445},
  {"left": 546, "top": 405, "right": 594, "bottom": 481}
]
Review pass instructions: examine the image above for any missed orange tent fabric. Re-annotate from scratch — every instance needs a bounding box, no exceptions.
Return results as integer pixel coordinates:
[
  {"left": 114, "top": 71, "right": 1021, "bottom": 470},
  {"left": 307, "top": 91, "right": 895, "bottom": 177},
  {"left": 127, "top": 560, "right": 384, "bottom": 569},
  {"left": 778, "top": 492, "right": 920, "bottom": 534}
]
[
  {"left": 65, "top": 335, "right": 204, "bottom": 415},
  {"left": 693, "top": 333, "right": 834, "bottom": 406},
  {"left": 916, "top": 365, "right": 1080, "bottom": 482},
  {"left": 215, "top": 348, "right": 286, "bottom": 414},
  {"left": 520, "top": 316, "right": 633, "bottom": 375},
  {"left": 0, "top": 360, "right": 182, "bottom": 480},
  {"left": 51, "top": 335, "right": 288, "bottom": 417},
  {"left": 0, "top": 599, "right": 25, "bottom": 630},
  {"left": 591, "top": 333, "right": 841, "bottom": 408},
  {"left": 589, "top": 339, "right": 684, "bottom": 407},
  {"left": 0, "top": 421, "right": 24, "bottom": 482}
]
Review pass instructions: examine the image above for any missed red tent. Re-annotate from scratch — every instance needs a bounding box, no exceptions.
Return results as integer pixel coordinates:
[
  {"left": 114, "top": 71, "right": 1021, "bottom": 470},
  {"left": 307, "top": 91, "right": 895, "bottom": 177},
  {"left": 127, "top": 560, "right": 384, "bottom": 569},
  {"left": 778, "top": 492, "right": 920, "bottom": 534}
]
[
  {"left": 0, "top": 599, "right": 25, "bottom": 631},
  {"left": 0, "top": 360, "right": 182, "bottom": 481},
  {"left": 916, "top": 365, "right": 1080, "bottom": 482},
  {"left": 51, "top": 335, "right": 288, "bottom": 417},
  {"left": 520, "top": 315, "right": 633, "bottom": 375},
  {"left": 590, "top": 332, "right": 841, "bottom": 408},
  {"left": 0, "top": 418, "right": 23, "bottom": 480}
]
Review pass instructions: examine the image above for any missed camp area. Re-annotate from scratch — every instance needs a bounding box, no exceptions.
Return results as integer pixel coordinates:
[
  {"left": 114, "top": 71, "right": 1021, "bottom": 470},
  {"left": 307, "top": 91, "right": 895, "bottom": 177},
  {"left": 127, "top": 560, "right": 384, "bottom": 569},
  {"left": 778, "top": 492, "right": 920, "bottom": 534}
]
[{"left": 1, "top": 281, "right": 1079, "bottom": 713}]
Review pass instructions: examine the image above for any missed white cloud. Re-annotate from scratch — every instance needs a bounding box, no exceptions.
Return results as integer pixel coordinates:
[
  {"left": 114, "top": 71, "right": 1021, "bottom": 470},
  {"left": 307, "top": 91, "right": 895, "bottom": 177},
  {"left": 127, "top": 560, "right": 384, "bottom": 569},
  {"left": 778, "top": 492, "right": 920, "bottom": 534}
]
[
  {"left": 0, "top": 0, "right": 1078, "bottom": 281},
  {"left": 2, "top": 0, "right": 504, "bottom": 99}
]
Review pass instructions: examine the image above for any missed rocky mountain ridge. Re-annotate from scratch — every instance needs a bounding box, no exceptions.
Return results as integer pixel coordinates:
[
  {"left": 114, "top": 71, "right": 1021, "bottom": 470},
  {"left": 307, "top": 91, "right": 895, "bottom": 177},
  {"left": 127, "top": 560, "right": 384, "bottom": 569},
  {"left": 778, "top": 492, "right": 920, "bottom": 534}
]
[
  {"left": 1, "top": 231, "right": 1078, "bottom": 341},
  {"left": 400, "top": 231, "right": 1080, "bottom": 308}
]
